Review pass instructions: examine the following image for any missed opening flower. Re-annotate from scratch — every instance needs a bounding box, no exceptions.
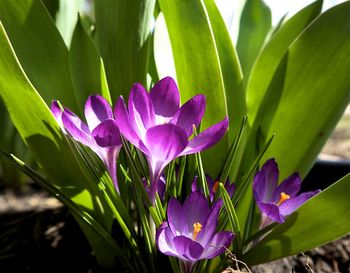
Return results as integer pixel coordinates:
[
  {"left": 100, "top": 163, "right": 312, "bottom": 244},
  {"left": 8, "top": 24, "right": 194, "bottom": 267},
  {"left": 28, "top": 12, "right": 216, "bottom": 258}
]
[
  {"left": 253, "top": 158, "right": 320, "bottom": 228},
  {"left": 51, "top": 95, "right": 122, "bottom": 192},
  {"left": 114, "top": 76, "right": 229, "bottom": 202},
  {"left": 156, "top": 191, "right": 234, "bottom": 273}
]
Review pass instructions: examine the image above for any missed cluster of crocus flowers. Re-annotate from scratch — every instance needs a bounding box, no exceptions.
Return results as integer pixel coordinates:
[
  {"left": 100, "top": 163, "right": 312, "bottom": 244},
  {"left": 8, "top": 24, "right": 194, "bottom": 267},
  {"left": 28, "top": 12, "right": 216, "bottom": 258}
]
[
  {"left": 51, "top": 95, "right": 122, "bottom": 192},
  {"left": 51, "top": 77, "right": 228, "bottom": 201},
  {"left": 156, "top": 191, "right": 234, "bottom": 273},
  {"left": 253, "top": 159, "right": 320, "bottom": 228},
  {"left": 115, "top": 77, "right": 228, "bottom": 202}
]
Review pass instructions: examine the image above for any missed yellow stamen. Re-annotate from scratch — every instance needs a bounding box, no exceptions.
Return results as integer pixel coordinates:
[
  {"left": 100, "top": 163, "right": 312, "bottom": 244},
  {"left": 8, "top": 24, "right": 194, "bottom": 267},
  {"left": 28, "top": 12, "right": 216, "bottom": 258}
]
[
  {"left": 212, "top": 181, "right": 220, "bottom": 193},
  {"left": 192, "top": 222, "right": 203, "bottom": 241},
  {"left": 276, "top": 192, "right": 290, "bottom": 206}
]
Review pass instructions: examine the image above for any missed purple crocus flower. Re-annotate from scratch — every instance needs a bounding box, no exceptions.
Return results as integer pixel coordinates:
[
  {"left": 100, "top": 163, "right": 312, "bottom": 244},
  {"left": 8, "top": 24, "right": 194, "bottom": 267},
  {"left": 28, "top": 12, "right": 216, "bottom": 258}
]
[
  {"left": 191, "top": 175, "right": 235, "bottom": 204},
  {"left": 51, "top": 95, "right": 122, "bottom": 192},
  {"left": 253, "top": 159, "right": 320, "bottom": 228},
  {"left": 156, "top": 191, "right": 234, "bottom": 273},
  {"left": 114, "top": 77, "right": 228, "bottom": 202}
]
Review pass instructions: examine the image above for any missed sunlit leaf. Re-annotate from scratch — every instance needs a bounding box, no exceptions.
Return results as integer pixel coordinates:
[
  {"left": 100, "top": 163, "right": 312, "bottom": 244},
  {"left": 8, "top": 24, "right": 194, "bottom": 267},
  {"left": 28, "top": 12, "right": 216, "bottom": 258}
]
[
  {"left": 0, "top": 22, "right": 115, "bottom": 267},
  {"left": 69, "top": 14, "right": 112, "bottom": 104},
  {"left": 157, "top": 0, "right": 229, "bottom": 176},
  {"left": 255, "top": 1, "right": 350, "bottom": 179},
  {"left": 236, "top": 0, "right": 271, "bottom": 79},
  {"left": 0, "top": 0, "right": 79, "bottom": 112},
  {"left": 93, "top": 0, "right": 155, "bottom": 100}
]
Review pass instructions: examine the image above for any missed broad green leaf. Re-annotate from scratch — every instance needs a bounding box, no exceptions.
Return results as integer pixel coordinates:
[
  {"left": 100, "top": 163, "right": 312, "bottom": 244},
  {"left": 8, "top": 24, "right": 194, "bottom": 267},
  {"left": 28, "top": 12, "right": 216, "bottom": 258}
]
[
  {"left": 0, "top": 0, "right": 79, "bottom": 112},
  {"left": 247, "top": 0, "right": 323, "bottom": 125},
  {"left": 55, "top": 0, "right": 85, "bottom": 46},
  {"left": 154, "top": 13, "right": 177, "bottom": 82},
  {"left": 243, "top": 173, "right": 350, "bottom": 264},
  {"left": 236, "top": 0, "right": 271, "bottom": 79},
  {"left": 0, "top": 22, "right": 115, "bottom": 267},
  {"left": 203, "top": 0, "right": 247, "bottom": 179},
  {"left": 157, "top": 0, "right": 229, "bottom": 176},
  {"left": 94, "top": 0, "right": 155, "bottom": 101},
  {"left": 42, "top": 0, "right": 59, "bottom": 19},
  {"left": 69, "top": 15, "right": 112, "bottom": 104},
  {"left": 256, "top": 1, "right": 350, "bottom": 179}
]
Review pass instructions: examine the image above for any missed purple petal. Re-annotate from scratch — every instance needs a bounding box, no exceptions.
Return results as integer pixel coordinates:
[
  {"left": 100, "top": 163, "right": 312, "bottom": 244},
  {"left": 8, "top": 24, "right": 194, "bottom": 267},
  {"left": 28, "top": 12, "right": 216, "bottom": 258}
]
[
  {"left": 128, "top": 83, "right": 155, "bottom": 138},
  {"left": 61, "top": 109, "right": 94, "bottom": 147},
  {"left": 167, "top": 198, "right": 188, "bottom": 236},
  {"left": 253, "top": 159, "right": 279, "bottom": 203},
  {"left": 201, "top": 231, "right": 234, "bottom": 259},
  {"left": 256, "top": 200, "right": 285, "bottom": 223},
  {"left": 84, "top": 95, "right": 113, "bottom": 131},
  {"left": 171, "top": 94, "right": 206, "bottom": 137},
  {"left": 91, "top": 119, "right": 122, "bottom": 147},
  {"left": 114, "top": 97, "right": 149, "bottom": 154},
  {"left": 279, "top": 190, "right": 320, "bottom": 217},
  {"left": 173, "top": 236, "right": 204, "bottom": 262},
  {"left": 183, "top": 191, "right": 210, "bottom": 236},
  {"left": 150, "top": 77, "right": 180, "bottom": 120},
  {"left": 157, "top": 175, "right": 166, "bottom": 200},
  {"left": 273, "top": 173, "right": 302, "bottom": 202},
  {"left": 156, "top": 222, "right": 177, "bottom": 257},
  {"left": 191, "top": 176, "right": 198, "bottom": 192},
  {"left": 145, "top": 124, "right": 188, "bottom": 178},
  {"left": 51, "top": 100, "right": 63, "bottom": 122},
  {"left": 196, "top": 201, "right": 221, "bottom": 246},
  {"left": 180, "top": 116, "right": 229, "bottom": 156},
  {"left": 101, "top": 146, "right": 121, "bottom": 193}
]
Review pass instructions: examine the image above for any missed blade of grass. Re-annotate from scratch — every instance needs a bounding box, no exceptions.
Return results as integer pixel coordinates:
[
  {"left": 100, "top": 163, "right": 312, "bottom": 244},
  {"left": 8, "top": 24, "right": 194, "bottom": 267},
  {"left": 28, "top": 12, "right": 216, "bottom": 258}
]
[
  {"left": 219, "top": 115, "right": 248, "bottom": 183},
  {"left": 219, "top": 183, "right": 242, "bottom": 258}
]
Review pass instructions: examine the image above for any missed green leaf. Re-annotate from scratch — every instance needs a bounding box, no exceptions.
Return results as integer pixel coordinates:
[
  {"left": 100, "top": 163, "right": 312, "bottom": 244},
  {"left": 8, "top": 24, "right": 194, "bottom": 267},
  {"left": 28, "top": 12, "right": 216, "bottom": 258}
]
[
  {"left": 219, "top": 183, "right": 242, "bottom": 257},
  {"left": 246, "top": 0, "right": 323, "bottom": 125},
  {"left": 236, "top": 0, "right": 272, "bottom": 79},
  {"left": 55, "top": 0, "right": 86, "bottom": 46},
  {"left": 157, "top": 0, "right": 229, "bottom": 176},
  {"left": 252, "top": 1, "right": 350, "bottom": 179},
  {"left": 93, "top": 0, "right": 156, "bottom": 100},
  {"left": 243, "top": 173, "right": 350, "bottom": 264},
  {"left": 69, "top": 14, "right": 112, "bottom": 104},
  {"left": 203, "top": 0, "right": 247, "bottom": 180},
  {"left": 153, "top": 13, "right": 177, "bottom": 81},
  {"left": 0, "top": 0, "right": 79, "bottom": 112},
  {"left": 0, "top": 22, "right": 115, "bottom": 267}
]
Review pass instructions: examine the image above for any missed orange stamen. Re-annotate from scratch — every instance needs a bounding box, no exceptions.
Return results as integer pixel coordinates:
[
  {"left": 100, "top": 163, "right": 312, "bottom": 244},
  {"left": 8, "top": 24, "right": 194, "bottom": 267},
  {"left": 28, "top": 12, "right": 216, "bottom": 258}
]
[
  {"left": 192, "top": 222, "right": 203, "bottom": 241},
  {"left": 276, "top": 192, "right": 290, "bottom": 206},
  {"left": 212, "top": 181, "right": 220, "bottom": 193}
]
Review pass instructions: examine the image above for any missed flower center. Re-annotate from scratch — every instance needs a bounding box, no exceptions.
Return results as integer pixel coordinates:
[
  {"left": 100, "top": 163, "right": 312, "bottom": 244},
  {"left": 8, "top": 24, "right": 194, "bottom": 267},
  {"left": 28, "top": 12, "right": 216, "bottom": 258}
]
[
  {"left": 192, "top": 222, "right": 203, "bottom": 241},
  {"left": 212, "top": 181, "right": 219, "bottom": 193},
  {"left": 276, "top": 192, "right": 290, "bottom": 206}
]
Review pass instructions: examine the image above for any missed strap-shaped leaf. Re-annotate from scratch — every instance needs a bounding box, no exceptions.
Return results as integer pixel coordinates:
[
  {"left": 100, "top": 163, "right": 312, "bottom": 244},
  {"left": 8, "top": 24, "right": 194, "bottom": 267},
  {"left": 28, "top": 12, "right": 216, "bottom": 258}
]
[
  {"left": 236, "top": 0, "right": 271, "bottom": 79},
  {"left": 69, "top": 15, "right": 112, "bottom": 104},
  {"left": 0, "top": 0, "right": 79, "bottom": 112},
  {"left": 157, "top": 0, "right": 230, "bottom": 176},
  {"left": 93, "top": 0, "right": 155, "bottom": 100},
  {"left": 203, "top": 0, "right": 247, "bottom": 179},
  {"left": 0, "top": 21, "right": 115, "bottom": 267},
  {"left": 257, "top": 1, "right": 350, "bottom": 179},
  {"left": 243, "top": 173, "right": 350, "bottom": 264},
  {"left": 247, "top": 0, "right": 323, "bottom": 125}
]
